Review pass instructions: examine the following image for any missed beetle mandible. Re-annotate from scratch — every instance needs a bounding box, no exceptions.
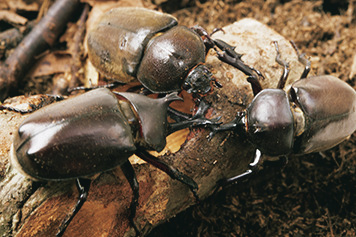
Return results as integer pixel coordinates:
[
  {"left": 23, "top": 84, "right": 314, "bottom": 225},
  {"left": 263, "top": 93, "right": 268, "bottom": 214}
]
[
  {"left": 210, "top": 40, "right": 356, "bottom": 182},
  {"left": 87, "top": 7, "right": 216, "bottom": 94},
  {"left": 8, "top": 88, "right": 218, "bottom": 236}
]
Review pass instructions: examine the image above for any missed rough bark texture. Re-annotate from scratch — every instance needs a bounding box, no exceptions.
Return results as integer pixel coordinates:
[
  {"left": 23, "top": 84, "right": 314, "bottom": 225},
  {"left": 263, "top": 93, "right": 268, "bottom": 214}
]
[
  {"left": 0, "top": 0, "right": 80, "bottom": 101},
  {"left": 0, "top": 19, "right": 304, "bottom": 237}
]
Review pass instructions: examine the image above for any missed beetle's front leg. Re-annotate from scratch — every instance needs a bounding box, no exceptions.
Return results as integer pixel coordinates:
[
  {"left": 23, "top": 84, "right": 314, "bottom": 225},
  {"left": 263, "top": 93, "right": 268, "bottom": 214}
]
[
  {"left": 168, "top": 100, "right": 221, "bottom": 134},
  {"left": 213, "top": 39, "right": 264, "bottom": 96},
  {"left": 207, "top": 111, "right": 246, "bottom": 140},
  {"left": 56, "top": 178, "right": 91, "bottom": 237}
]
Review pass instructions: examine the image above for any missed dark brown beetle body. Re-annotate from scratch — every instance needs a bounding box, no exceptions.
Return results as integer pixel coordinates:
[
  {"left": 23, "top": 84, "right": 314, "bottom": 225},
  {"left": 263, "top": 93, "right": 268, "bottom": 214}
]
[
  {"left": 8, "top": 87, "right": 208, "bottom": 236},
  {"left": 11, "top": 88, "right": 172, "bottom": 180},
  {"left": 290, "top": 75, "right": 356, "bottom": 154},
  {"left": 246, "top": 75, "right": 356, "bottom": 156},
  {"left": 87, "top": 7, "right": 212, "bottom": 94},
  {"left": 212, "top": 40, "right": 356, "bottom": 182}
]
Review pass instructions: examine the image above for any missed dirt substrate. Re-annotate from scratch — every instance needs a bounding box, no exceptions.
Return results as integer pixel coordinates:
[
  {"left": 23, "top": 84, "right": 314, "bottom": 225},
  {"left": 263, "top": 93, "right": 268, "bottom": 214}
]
[{"left": 148, "top": 0, "right": 356, "bottom": 236}]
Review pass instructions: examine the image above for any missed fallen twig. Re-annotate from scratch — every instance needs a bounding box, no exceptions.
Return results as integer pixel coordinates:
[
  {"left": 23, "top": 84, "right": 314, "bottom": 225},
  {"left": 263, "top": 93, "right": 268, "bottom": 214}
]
[{"left": 0, "top": 0, "right": 81, "bottom": 101}]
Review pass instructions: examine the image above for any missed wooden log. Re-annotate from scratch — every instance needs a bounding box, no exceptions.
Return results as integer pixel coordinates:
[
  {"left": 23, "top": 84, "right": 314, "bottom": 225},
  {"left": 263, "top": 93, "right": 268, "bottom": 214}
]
[
  {"left": 0, "top": 19, "right": 304, "bottom": 237},
  {"left": 0, "top": 0, "right": 80, "bottom": 101}
]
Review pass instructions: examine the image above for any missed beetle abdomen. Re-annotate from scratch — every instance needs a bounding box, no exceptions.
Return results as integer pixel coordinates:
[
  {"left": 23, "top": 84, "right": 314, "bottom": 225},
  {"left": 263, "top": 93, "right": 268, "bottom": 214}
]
[
  {"left": 290, "top": 75, "right": 356, "bottom": 153},
  {"left": 87, "top": 7, "right": 178, "bottom": 82},
  {"left": 12, "top": 88, "right": 136, "bottom": 180}
]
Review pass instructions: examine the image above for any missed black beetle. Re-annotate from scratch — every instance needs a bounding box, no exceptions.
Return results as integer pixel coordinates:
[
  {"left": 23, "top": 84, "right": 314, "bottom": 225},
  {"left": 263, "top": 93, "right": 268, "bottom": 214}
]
[
  {"left": 87, "top": 7, "right": 215, "bottom": 94},
  {"left": 8, "top": 88, "right": 217, "bottom": 236},
  {"left": 211, "top": 40, "right": 356, "bottom": 182}
]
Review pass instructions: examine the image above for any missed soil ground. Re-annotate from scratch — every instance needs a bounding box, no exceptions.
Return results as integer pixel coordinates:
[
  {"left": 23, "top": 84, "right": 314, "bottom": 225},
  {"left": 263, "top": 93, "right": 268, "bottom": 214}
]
[{"left": 147, "top": 0, "right": 356, "bottom": 236}]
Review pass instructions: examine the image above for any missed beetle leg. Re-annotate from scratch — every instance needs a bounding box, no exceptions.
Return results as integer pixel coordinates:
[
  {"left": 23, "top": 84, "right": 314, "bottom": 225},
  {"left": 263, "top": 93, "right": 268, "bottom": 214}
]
[
  {"left": 214, "top": 149, "right": 262, "bottom": 192},
  {"left": 208, "top": 111, "right": 246, "bottom": 140},
  {"left": 120, "top": 161, "right": 141, "bottom": 235},
  {"left": 56, "top": 178, "right": 91, "bottom": 237},
  {"left": 273, "top": 41, "right": 291, "bottom": 89},
  {"left": 136, "top": 150, "right": 200, "bottom": 202},
  {"left": 168, "top": 100, "right": 221, "bottom": 134},
  {"left": 213, "top": 39, "right": 263, "bottom": 96},
  {"left": 168, "top": 99, "right": 211, "bottom": 122},
  {"left": 290, "top": 40, "right": 311, "bottom": 79},
  {"left": 167, "top": 106, "right": 191, "bottom": 122}
]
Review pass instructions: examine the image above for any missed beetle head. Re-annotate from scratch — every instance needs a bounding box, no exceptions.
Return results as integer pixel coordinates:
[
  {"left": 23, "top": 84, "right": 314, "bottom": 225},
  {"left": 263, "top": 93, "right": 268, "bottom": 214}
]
[
  {"left": 245, "top": 89, "right": 294, "bottom": 156},
  {"left": 183, "top": 64, "right": 213, "bottom": 94},
  {"left": 116, "top": 92, "right": 182, "bottom": 152}
]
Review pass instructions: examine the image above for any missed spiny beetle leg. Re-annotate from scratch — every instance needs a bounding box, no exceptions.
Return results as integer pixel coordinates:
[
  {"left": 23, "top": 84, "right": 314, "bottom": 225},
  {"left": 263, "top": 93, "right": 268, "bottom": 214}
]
[
  {"left": 213, "top": 39, "right": 263, "bottom": 96},
  {"left": 56, "top": 178, "right": 91, "bottom": 237},
  {"left": 136, "top": 150, "right": 199, "bottom": 202}
]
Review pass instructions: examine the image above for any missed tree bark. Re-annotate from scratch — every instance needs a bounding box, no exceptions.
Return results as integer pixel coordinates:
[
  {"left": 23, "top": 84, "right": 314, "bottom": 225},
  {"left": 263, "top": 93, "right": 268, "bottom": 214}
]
[{"left": 0, "top": 19, "right": 304, "bottom": 237}]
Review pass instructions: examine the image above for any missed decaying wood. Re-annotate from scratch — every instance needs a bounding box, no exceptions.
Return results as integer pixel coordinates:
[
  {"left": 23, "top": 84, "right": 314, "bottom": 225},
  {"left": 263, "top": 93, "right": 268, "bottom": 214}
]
[
  {"left": 0, "top": 19, "right": 304, "bottom": 237},
  {"left": 68, "top": 3, "right": 90, "bottom": 91},
  {"left": 0, "top": 0, "right": 81, "bottom": 101}
]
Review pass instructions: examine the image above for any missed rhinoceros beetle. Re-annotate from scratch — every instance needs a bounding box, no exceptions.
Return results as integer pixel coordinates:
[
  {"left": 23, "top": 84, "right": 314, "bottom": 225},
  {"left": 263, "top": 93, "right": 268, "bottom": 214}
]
[
  {"left": 87, "top": 7, "right": 218, "bottom": 95},
  {"left": 211, "top": 40, "right": 356, "bottom": 183},
  {"left": 6, "top": 88, "right": 219, "bottom": 236}
]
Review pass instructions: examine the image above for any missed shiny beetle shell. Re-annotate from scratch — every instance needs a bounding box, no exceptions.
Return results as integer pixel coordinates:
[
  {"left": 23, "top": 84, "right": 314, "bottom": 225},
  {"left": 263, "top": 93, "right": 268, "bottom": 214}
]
[
  {"left": 87, "top": 7, "right": 207, "bottom": 93},
  {"left": 290, "top": 75, "right": 356, "bottom": 154},
  {"left": 246, "top": 89, "right": 294, "bottom": 156},
  {"left": 10, "top": 88, "right": 178, "bottom": 180},
  {"left": 244, "top": 75, "right": 356, "bottom": 156}
]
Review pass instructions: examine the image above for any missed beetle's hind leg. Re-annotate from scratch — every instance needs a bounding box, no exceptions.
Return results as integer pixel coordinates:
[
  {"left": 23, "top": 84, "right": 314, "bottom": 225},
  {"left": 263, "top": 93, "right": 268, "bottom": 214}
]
[
  {"left": 56, "top": 178, "right": 91, "bottom": 237},
  {"left": 121, "top": 161, "right": 141, "bottom": 235},
  {"left": 290, "top": 40, "right": 311, "bottom": 79}
]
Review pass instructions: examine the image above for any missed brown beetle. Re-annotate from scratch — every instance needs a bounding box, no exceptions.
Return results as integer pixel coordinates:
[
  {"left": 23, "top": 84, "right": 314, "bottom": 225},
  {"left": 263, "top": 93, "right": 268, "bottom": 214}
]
[
  {"left": 211, "top": 40, "right": 356, "bottom": 182},
  {"left": 87, "top": 7, "right": 214, "bottom": 94},
  {"left": 8, "top": 88, "right": 219, "bottom": 236}
]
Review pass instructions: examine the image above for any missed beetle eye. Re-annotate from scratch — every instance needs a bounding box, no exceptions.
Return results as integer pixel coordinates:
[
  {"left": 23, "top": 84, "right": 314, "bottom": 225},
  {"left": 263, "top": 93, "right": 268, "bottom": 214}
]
[{"left": 182, "top": 82, "right": 192, "bottom": 91}]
